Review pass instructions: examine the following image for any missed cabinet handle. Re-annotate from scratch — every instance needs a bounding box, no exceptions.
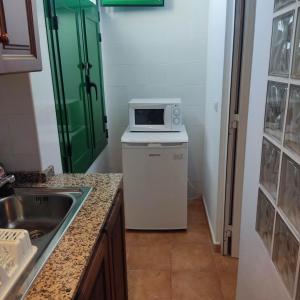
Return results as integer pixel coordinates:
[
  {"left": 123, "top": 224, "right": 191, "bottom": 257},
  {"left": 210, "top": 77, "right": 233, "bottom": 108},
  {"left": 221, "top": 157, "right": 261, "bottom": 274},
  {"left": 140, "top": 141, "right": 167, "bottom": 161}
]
[
  {"left": 85, "top": 75, "right": 98, "bottom": 101},
  {"left": 0, "top": 33, "right": 9, "bottom": 45},
  {"left": 90, "top": 82, "right": 98, "bottom": 101}
]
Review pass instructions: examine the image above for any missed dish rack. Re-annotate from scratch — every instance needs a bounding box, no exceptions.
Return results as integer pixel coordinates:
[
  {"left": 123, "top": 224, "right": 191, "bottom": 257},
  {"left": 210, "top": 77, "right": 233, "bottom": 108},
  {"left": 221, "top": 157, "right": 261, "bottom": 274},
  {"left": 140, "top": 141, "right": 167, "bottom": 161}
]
[{"left": 0, "top": 229, "right": 37, "bottom": 299}]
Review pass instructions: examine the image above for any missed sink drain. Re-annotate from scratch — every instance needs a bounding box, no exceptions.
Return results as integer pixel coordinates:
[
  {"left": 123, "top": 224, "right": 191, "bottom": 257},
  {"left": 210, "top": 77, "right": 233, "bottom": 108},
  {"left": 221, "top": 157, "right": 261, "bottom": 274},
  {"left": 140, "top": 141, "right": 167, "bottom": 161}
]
[{"left": 29, "top": 230, "right": 44, "bottom": 240}]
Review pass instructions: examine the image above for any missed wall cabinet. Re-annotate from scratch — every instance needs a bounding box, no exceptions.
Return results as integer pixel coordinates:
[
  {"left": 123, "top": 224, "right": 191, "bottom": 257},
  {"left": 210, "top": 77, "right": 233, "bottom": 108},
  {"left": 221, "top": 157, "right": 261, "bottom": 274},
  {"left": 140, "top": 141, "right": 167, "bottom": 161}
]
[
  {"left": 76, "top": 189, "right": 128, "bottom": 300},
  {"left": 0, "top": 0, "right": 42, "bottom": 74}
]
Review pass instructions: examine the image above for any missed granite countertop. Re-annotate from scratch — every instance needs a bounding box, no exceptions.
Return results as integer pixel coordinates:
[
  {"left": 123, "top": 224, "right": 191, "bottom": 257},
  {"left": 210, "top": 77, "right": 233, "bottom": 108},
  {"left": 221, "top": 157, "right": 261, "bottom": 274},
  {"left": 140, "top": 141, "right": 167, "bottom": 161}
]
[{"left": 24, "top": 173, "right": 123, "bottom": 300}]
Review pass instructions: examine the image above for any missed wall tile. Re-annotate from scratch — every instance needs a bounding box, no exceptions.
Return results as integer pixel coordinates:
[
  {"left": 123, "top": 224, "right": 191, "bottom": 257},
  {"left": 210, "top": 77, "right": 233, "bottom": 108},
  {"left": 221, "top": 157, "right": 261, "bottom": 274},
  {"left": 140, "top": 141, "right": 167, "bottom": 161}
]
[
  {"left": 0, "top": 115, "right": 12, "bottom": 156},
  {"left": 0, "top": 74, "right": 33, "bottom": 115},
  {"left": 100, "top": 0, "right": 209, "bottom": 193},
  {"left": 9, "top": 115, "right": 39, "bottom": 155},
  {"left": 166, "top": 63, "right": 206, "bottom": 86}
]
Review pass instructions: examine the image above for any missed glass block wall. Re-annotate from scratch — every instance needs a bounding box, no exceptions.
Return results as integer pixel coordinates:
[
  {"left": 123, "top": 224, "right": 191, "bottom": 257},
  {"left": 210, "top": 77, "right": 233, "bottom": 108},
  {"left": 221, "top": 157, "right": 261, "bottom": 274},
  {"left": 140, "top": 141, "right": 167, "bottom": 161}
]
[{"left": 256, "top": 0, "right": 300, "bottom": 298}]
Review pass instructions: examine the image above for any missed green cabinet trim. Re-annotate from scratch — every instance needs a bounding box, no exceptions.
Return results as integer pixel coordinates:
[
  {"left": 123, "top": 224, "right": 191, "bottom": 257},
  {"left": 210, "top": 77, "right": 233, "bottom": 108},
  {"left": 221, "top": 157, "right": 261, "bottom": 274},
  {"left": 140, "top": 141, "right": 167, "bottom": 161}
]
[
  {"left": 101, "top": 0, "right": 164, "bottom": 7},
  {"left": 44, "top": 0, "right": 107, "bottom": 173}
]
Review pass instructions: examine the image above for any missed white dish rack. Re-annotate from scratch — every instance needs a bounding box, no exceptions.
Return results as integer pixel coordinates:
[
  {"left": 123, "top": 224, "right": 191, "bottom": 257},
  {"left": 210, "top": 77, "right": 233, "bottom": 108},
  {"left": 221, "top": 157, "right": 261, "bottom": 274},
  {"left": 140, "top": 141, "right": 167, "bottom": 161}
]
[{"left": 0, "top": 229, "right": 37, "bottom": 300}]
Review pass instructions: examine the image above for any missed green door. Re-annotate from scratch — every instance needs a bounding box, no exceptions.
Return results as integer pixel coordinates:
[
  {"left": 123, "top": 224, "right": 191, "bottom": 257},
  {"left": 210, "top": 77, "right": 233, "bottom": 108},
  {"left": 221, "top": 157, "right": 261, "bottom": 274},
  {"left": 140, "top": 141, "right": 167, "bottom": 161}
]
[
  {"left": 45, "top": 0, "right": 107, "bottom": 173},
  {"left": 54, "top": 0, "right": 93, "bottom": 172},
  {"left": 81, "top": 1, "right": 107, "bottom": 159}
]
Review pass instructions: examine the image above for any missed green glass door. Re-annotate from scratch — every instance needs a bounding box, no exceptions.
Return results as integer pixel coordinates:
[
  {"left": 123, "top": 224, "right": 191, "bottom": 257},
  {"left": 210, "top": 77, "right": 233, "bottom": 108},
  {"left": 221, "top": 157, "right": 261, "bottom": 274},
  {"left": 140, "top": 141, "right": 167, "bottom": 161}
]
[
  {"left": 54, "top": 0, "right": 93, "bottom": 172},
  {"left": 45, "top": 0, "right": 107, "bottom": 173},
  {"left": 81, "top": 3, "right": 107, "bottom": 159}
]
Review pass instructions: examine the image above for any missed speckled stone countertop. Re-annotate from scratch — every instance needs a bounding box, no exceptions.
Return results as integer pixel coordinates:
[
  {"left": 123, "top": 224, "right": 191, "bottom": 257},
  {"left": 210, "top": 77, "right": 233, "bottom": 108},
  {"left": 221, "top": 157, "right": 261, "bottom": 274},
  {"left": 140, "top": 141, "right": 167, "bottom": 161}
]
[{"left": 24, "top": 173, "right": 123, "bottom": 300}]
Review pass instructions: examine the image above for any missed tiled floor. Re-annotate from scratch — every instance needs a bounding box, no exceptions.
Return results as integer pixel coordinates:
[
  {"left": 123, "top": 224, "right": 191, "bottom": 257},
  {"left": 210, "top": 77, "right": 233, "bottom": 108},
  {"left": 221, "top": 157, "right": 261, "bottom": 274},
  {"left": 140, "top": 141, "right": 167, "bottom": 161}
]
[{"left": 126, "top": 198, "right": 238, "bottom": 300}]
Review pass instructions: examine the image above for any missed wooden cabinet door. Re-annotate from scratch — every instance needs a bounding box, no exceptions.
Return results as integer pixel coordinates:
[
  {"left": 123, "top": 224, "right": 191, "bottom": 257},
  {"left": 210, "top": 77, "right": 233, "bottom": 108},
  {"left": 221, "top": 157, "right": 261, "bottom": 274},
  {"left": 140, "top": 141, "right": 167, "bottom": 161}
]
[
  {"left": 0, "top": 0, "right": 42, "bottom": 73},
  {"left": 105, "top": 190, "right": 128, "bottom": 300},
  {"left": 76, "top": 234, "right": 113, "bottom": 300}
]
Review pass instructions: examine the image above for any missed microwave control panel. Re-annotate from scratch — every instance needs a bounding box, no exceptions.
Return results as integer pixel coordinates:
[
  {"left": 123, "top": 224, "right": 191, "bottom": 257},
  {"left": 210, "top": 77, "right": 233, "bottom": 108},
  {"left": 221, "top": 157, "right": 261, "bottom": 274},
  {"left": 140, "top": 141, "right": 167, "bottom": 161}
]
[{"left": 172, "top": 104, "right": 182, "bottom": 130}]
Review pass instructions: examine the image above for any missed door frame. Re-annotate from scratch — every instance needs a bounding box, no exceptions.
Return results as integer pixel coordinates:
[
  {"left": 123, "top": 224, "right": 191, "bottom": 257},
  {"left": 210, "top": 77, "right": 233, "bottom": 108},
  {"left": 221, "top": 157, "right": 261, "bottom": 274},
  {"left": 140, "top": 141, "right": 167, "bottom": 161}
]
[{"left": 219, "top": 0, "right": 257, "bottom": 257}]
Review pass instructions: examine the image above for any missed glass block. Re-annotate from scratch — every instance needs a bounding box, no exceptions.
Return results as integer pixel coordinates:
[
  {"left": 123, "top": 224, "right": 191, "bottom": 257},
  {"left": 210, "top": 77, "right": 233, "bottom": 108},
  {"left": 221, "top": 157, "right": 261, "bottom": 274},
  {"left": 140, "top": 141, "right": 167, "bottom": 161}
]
[
  {"left": 260, "top": 138, "right": 281, "bottom": 200},
  {"left": 274, "top": 0, "right": 295, "bottom": 12},
  {"left": 278, "top": 154, "right": 300, "bottom": 232},
  {"left": 292, "top": 9, "right": 300, "bottom": 78},
  {"left": 256, "top": 189, "right": 275, "bottom": 253},
  {"left": 269, "top": 11, "right": 294, "bottom": 77},
  {"left": 285, "top": 85, "right": 300, "bottom": 155},
  {"left": 264, "top": 81, "right": 288, "bottom": 141},
  {"left": 272, "top": 215, "right": 299, "bottom": 295}
]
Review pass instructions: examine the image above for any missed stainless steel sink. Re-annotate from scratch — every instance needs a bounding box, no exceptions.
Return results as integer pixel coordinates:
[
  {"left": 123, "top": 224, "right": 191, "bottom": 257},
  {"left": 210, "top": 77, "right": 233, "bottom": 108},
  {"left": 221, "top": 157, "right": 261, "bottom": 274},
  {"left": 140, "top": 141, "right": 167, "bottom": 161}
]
[
  {"left": 0, "top": 191, "right": 75, "bottom": 259},
  {"left": 1, "top": 187, "right": 92, "bottom": 300}
]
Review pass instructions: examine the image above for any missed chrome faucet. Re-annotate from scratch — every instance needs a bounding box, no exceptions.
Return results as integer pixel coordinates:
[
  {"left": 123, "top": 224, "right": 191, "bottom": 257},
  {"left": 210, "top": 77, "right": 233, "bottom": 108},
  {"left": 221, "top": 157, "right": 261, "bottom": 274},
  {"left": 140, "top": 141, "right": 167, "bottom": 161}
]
[
  {"left": 0, "top": 174, "right": 15, "bottom": 188},
  {"left": 0, "top": 163, "right": 15, "bottom": 190}
]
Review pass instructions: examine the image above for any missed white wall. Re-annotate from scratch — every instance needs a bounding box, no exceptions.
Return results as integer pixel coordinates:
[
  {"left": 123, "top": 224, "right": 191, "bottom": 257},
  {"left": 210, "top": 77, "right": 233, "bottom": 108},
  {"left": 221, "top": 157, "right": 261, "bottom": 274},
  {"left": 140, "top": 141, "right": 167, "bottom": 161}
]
[
  {"left": 100, "top": 0, "right": 209, "bottom": 195},
  {"left": 29, "top": 0, "right": 62, "bottom": 173},
  {"left": 201, "top": 0, "right": 228, "bottom": 243},
  {"left": 0, "top": 1, "right": 62, "bottom": 173},
  {"left": 236, "top": 0, "right": 291, "bottom": 298},
  {"left": 0, "top": 74, "right": 41, "bottom": 171},
  {"left": 87, "top": 147, "right": 109, "bottom": 173}
]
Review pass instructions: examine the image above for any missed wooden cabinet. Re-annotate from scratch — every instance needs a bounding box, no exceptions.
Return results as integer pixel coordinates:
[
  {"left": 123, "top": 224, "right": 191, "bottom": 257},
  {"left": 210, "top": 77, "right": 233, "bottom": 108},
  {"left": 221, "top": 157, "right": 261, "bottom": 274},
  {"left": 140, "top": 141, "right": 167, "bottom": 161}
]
[
  {"left": 76, "top": 189, "right": 128, "bottom": 300},
  {"left": 77, "top": 234, "right": 112, "bottom": 300},
  {"left": 0, "top": 0, "right": 42, "bottom": 74},
  {"left": 105, "top": 191, "right": 128, "bottom": 300}
]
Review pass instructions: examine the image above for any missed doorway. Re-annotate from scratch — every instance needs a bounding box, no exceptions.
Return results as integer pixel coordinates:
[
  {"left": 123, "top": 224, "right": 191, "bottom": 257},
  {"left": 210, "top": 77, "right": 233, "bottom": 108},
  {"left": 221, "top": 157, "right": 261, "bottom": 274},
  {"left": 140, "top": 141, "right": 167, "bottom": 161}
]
[{"left": 222, "top": 0, "right": 257, "bottom": 257}]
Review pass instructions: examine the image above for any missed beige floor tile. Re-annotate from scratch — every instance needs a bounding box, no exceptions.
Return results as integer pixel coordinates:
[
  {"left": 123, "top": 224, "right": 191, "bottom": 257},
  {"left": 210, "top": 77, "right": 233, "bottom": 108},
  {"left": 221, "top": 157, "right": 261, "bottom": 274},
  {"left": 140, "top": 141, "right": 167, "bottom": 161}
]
[
  {"left": 188, "top": 208, "right": 208, "bottom": 227},
  {"left": 218, "top": 275, "right": 237, "bottom": 300},
  {"left": 126, "top": 231, "right": 172, "bottom": 247},
  {"left": 188, "top": 199, "right": 205, "bottom": 211},
  {"left": 169, "top": 227, "right": 211, "bottom": 245},
  {"left": 128, "top": 270, "right": 171, "bottom": 300},
  {"left": 171, "top": 243, "right": 214, "bottom": 272},
  {"left": 213, "top": 254, "right": 239, "bottom": 274},
  {"left": 213, "top": 254, "right": 238, "bottom": 300},
  {"left": 172, "top": 270, "right": 224, "bottom": 300},
  {"left": 127, "top": 244, "right": 171, "bottom": 271},
  {"left": 125, "top": 197, "right": 238, "bottom": 300}
]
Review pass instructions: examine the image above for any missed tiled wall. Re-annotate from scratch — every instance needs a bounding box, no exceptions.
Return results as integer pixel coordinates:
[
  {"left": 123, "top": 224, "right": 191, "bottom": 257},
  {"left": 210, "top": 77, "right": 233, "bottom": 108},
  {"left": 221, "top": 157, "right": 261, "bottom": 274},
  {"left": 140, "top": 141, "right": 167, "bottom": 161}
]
[
  {"left": 0, "top": 74, "right": 41, "bottom": 171},
  {"left": 29, "top": 0, "right": 62, "bottom": 174},
  {"left": 201, "top": 0, "right": 229, "bottom": 242},
  {"left": 0, "top": 1, "right": 62, "bottom": 173},
  {"left": 100, "top": 0, "right": 209, "bottom": 196}
]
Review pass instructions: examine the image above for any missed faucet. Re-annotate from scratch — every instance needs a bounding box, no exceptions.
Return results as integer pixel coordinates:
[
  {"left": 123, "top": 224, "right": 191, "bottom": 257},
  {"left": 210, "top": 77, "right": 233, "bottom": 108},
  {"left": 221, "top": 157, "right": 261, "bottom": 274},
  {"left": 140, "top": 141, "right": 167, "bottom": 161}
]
[
  {"left": 0, "top": 174, "right": 15, "bottom": 188},
  {"left": 0, "top": 163, "right": 15, "bottom": 197}
]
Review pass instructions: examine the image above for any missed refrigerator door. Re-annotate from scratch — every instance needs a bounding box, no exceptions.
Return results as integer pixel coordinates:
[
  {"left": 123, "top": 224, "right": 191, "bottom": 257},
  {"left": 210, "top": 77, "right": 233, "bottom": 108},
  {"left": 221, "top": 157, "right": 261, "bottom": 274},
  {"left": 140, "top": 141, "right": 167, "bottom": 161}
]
[{"left": 122, "top": 143, "right": 188, "bottom": 230}]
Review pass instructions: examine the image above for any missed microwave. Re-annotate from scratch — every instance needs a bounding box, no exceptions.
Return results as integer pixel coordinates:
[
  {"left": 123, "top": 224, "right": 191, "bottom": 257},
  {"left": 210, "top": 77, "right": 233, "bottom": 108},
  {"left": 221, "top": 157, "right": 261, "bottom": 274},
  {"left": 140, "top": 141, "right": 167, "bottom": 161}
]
[{"left": 129, "top": 98, "right": 182, "bottom": 132}]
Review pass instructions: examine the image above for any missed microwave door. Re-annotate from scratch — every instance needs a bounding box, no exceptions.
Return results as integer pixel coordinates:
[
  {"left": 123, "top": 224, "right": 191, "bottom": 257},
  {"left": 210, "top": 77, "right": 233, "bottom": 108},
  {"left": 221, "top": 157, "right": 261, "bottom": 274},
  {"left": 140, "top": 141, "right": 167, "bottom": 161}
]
[
  {"left": 135, "top": 109, "right": 164, "bottom": 125},
  {"left": 132, "top": 107, "right": 168, "bottom": 131}
]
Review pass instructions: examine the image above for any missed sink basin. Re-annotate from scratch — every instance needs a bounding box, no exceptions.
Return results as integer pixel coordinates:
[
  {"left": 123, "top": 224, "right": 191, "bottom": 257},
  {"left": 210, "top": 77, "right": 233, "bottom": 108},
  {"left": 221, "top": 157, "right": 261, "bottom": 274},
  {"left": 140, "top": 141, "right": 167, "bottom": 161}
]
[
  {"left": 0, "top": 193, "right": 74, "bottom": 256},
  {"left": 0, "top": 193, "right": 74, "bottom": 237},
  {"left": 0, "top": 186, "right": 92, "bottom": 299}
]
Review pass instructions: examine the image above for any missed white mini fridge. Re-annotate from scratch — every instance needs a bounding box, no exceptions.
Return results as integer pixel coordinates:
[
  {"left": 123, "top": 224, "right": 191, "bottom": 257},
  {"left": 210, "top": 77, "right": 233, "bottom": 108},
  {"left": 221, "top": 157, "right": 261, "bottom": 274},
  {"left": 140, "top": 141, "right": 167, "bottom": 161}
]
[{"left": 121, "top": 126, "right": 188, "bottom": 230}]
